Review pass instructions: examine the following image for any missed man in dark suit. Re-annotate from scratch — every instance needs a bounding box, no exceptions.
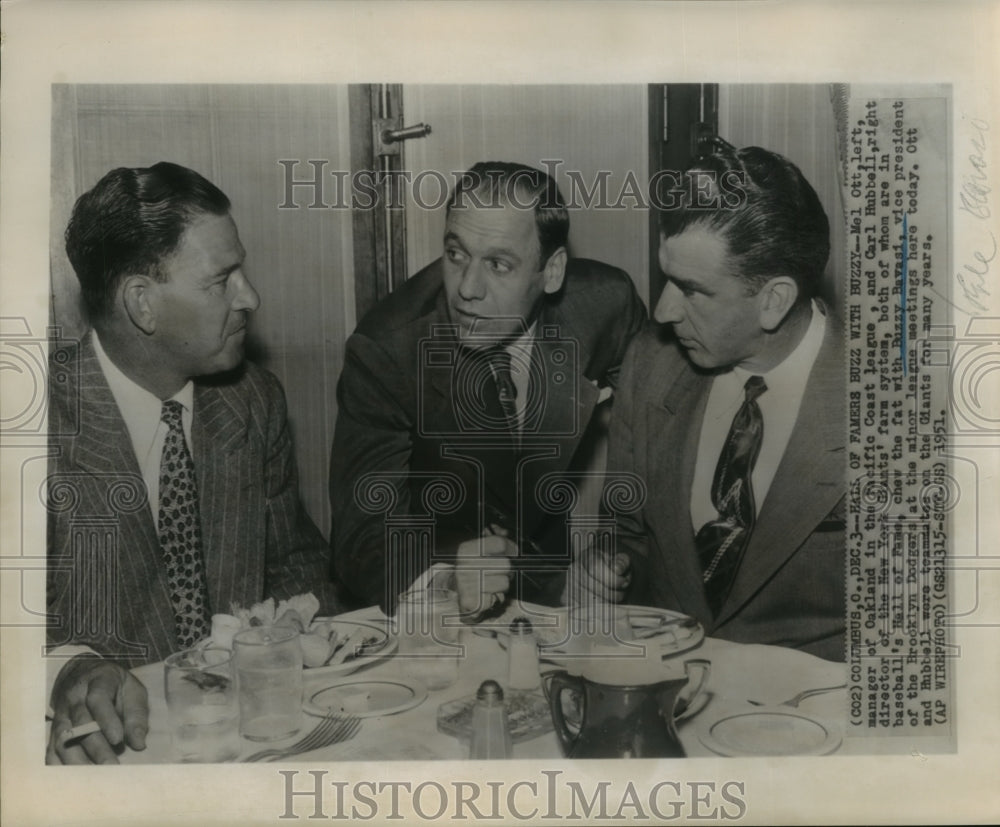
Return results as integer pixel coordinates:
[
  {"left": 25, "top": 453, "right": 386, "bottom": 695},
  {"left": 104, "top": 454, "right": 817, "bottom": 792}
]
[
  {"left": 47, "top": 162, "right": 337, "bottom": 763},
  {"left": 580, "top": 142, "right": 846, "bottom": 662},
  {"left": 330, "top": 161, "right": 646, "bottom": 614}
]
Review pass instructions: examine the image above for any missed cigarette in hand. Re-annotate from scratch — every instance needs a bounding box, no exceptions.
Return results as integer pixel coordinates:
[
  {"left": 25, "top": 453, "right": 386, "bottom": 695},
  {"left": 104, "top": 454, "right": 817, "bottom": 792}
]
[{"left": 57, "top": 720, "right": 102, "bottom": 746}]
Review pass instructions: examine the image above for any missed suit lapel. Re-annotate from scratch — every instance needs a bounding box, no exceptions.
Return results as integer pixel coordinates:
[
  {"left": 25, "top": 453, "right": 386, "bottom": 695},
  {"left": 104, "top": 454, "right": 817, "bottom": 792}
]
[
  {"left": 520, "top": 300, "right": 600, "bottom": 478},
  {"left": 716, "top": 326, "right": 845, "bottom": 626},
  {"left": 647, "top": 352, "right": 714, "bottom": 620},
  {"left": 192, "top": 377, "right": 251, "bottom": 609},
  {"left": 68, "top": 335, "right": 177, "bottom": 655},
  {"left": 71, "top": 336, "right": 146, "bottom": 480}
]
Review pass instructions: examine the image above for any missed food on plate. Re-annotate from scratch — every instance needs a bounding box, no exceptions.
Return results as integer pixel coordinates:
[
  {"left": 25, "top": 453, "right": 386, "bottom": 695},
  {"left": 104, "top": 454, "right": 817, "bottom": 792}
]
[
  {"left": 299, "top": 632, "right": 335, "bottom": 668},
  {"left": 208, "top": 593, "right": 384, "bottom": 668}
]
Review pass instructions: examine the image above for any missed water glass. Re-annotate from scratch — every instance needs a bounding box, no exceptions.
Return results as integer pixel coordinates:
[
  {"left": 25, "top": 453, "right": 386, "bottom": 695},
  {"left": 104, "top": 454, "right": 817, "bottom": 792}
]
[
  {"left": 394, "top": 588, "right": 461, "bottom": 690},
  {"left": 567, "top": 602, "right": 633, "bottom": 648},
  {"left": 233, "top": 626, "right": 303, "bottom": 742},
  {"left": 164, "top": 646, "right": 240, "bottom": 763}
]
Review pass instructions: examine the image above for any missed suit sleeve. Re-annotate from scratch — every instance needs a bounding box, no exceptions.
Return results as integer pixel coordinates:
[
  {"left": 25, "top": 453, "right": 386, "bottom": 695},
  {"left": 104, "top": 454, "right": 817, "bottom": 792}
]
[
  {"left": 603, "top": 333, "right": 653, "bottom": 605},
  {"left": 601, "top": 273, "right": 647, "bottom": 390},
  {"left": 259, "top": 371, "right": 341, "bottom": 615},
  {"left": 329, "top": 333, "right": 416, "bottom": 610}
]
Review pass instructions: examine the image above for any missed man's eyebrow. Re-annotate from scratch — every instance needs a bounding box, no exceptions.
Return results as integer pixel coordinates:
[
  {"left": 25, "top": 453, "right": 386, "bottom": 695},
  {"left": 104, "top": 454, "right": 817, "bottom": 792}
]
[
  {"left": 482, "top": 246, "right": 522, "bottom": 263},
  {"left": 666, "top": 274, "right": 712, "bottom": 294},
  {"left": 443, "top": 233, "right": 523, "bottom": 264},
  {"left": 209, "top": 260, "right": 243, "bottom": 280}
]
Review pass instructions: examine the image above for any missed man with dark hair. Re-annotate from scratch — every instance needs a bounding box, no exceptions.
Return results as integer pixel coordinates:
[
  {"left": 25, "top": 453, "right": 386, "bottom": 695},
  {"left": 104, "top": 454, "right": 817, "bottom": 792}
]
[
  {"left": 330, "top": 161, "right": 646, "bottom": 614},
  {"left": 580, "top": 142, "right": 846, "bottom": 661},
  {"left": 47, "top": 162, "right": 337, "bottom": 763}
]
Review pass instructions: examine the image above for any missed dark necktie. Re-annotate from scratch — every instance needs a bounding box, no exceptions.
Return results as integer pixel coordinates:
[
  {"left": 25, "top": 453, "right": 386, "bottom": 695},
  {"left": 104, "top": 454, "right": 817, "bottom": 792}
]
[
  {"left": 695, "top": 375, "right": 767, "bottom": 616},
  {"left": 485, "top": 346, "right": 519, "bottom": 431},
  {"left": 157, "top": 400, "right": 211, "bottom": 648}
]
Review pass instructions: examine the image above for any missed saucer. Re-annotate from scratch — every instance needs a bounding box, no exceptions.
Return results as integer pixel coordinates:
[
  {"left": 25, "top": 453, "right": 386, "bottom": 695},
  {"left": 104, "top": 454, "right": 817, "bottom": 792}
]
[
  {"left": 698, "top": 710, "right": 842, "bottom": 756},
  {"left": 304, "top": 679, "right": 427, "bottom": 719}
]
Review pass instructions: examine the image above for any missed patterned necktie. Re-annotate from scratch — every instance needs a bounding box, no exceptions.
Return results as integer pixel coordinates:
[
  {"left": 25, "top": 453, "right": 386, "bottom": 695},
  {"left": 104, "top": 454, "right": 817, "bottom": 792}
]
[
  {"left": 158, "top": 400, "right": 211, "bottom": 648},
  {"left": 486, "top": 346, "right": 519, "bottom": 431},
  {"left": 695, "top": 375, "right": 767, "bottom": 617}
]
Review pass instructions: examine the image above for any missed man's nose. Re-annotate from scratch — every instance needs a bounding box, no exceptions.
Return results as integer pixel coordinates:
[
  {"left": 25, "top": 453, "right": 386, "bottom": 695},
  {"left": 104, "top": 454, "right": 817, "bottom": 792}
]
[
  {"left": 231, "top": 271, "right": 261, "bottom": 312},
  {"left": 457, "top": 261, "right": 487, "bottom": 301},
  {"left": 653, "top": 282, "right": 683, "bottom": 324}
]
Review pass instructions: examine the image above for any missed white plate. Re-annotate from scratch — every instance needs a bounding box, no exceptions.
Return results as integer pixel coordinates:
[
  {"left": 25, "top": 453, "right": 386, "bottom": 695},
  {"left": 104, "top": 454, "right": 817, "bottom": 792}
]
[
  {"left": 302, "top": 618, "right": 397, "bottom": 679},
  {"left": 304, "top": 679, "right": 427, "bottom": 719},
  {"left": 698, "top": 710, "right": 842, "bottom": 757},
  {"left": 485, "top": 604, "right": 705, "bottom": 662}
]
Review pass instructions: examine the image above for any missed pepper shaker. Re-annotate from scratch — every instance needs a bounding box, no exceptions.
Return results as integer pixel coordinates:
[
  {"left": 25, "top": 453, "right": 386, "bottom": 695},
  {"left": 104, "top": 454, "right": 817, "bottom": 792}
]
[
  {"left": 469, "top": 680, "right": 513, "bottom": 759},
  {"left": 507, "top": 616, "right": 541, "bottom": 691}
]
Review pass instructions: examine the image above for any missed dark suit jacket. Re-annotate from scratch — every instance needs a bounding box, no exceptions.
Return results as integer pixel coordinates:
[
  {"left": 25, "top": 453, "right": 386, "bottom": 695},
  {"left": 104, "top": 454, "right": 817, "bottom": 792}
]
[
  {"left": 329, "top": 257, "right": 646, "bottom": 610},
  {"left": 608, "top": 316, "right": 847, "bottom": 662},
  {"left": 47, "top": 334, "right": 337, "bottom": 666}
]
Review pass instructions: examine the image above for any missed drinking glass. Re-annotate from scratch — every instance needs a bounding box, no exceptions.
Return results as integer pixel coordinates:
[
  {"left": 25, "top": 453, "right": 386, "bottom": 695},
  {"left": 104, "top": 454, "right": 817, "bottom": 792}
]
[
  {"left": 394, "top": 587, "right": 461, "bottom": 690},
  {"left": 163, "top": 646, "right": 240, "bottom": 763},
  {"left": 233, "top": 626, "right": 303, "bottom": 741}
]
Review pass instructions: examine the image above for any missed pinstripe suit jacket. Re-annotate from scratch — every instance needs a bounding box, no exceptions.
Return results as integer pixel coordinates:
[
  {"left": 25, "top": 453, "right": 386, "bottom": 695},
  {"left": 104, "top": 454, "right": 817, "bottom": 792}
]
[
  {"left": 47, "top": 333, "right": 337, "bottom": 666},
  {"left": 608, "top": 316, "right": 847, "bottom": 662}
]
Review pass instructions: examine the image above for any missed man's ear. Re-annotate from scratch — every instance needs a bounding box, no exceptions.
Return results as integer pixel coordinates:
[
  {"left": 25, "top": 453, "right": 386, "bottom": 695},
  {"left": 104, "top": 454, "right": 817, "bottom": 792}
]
[
  {"left": 756, "top": 276, "right": 799, "bottom": 331},
  {"left": 121, "top": 276, "right": 158, "bottom": 335},
  {"left": 541, "top": 247, "right": 567, "bottom": 295}
]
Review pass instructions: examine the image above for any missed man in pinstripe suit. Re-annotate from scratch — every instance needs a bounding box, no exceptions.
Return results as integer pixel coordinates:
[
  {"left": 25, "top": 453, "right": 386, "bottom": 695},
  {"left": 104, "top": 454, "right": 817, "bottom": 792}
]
[{"left": 46, "top": 162, "right": 337, "bottom": 763}]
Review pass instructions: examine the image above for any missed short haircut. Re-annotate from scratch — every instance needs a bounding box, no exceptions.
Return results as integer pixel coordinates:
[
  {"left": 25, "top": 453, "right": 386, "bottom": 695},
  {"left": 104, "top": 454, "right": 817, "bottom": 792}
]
[
  {"left": 446, "top": 161, "right": 569, "bottom": 266},
  {"left": 65, "top": 162, "right": 231, "bottom": 322},
  {"left": 659, "top": 140, "right": 830, "bottom": 300}
]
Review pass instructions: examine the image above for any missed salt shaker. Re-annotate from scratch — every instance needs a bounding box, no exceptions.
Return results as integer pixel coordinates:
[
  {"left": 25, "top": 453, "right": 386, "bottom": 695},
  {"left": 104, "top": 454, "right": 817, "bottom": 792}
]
[
  {"left": 507, "top": 616, "right": 541, "bottom": 691},
  {"left": 469, "top": 680, "right": 513, "bottom": 759}
]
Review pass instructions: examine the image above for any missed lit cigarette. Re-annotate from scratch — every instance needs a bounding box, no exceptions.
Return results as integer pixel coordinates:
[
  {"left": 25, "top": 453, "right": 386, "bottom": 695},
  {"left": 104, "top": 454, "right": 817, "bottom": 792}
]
[{"left": 57, "top": 720, "right": 102, "bottom": 745}]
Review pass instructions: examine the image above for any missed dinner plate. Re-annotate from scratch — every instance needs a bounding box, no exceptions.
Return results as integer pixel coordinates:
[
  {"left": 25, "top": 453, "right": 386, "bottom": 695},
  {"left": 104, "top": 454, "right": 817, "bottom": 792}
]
[
  {"left": 304, "top": 679, "right": 428, "bottom": 719},
  {"left": 698, "top": 711, "right": 842, "bottom": 757},
  {"left": 485, "top": 604, "right": 705, "bottom": 662},
  {"left": 302, "top": 618, "right": 397, "bottom": 679}
]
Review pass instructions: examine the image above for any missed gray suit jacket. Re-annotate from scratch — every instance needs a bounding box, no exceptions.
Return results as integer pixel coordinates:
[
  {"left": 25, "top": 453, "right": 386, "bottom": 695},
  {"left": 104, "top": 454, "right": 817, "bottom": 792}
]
[
  {"left": 329, "top": 257, "right": 647, "bottom": 610},
  {"left": 47, "top": 334, "right": 337, "bottom": 666},
  {"left": 608, "top": 316, "right": 846, "bottom": 661}
]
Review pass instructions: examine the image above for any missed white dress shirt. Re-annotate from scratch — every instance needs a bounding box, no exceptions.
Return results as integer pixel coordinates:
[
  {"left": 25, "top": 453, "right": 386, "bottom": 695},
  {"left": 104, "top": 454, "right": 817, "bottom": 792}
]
[
  {"left": 690, "top": 303, "right": 826, "bottom": 530},
  {"left": 92, "top": 332, "right": 194, "bottom": 519}
]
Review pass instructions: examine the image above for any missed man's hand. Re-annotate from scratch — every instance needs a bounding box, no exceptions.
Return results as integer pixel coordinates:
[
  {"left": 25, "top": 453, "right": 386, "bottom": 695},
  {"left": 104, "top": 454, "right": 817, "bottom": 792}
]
[
  {"left": 455, "top": 529, "right": 517, "bottom": 615},
  {"left": 563, "top": 545, "right": 631, "bottom": 606},
  {"left": 46, "top": 655, "right": 149, "bottom": 765}
]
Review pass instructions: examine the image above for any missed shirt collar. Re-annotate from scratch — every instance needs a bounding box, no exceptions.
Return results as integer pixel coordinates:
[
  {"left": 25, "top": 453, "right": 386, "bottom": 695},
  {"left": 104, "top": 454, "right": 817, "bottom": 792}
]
[
  {"left": 505, "top": 321, "right": 538, "bottom": 360},
  {"left": 732, "top": 301, "right": 826, "bottom": 395},
  {"left": 92, "top": 330, "right": 194, "bottom": 455}
]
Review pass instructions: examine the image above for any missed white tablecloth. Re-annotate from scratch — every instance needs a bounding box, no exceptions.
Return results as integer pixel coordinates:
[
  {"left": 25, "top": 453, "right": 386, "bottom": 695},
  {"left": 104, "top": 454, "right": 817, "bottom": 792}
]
[{"left": 123, "top": 604, "right": 846, "bottom": 763}]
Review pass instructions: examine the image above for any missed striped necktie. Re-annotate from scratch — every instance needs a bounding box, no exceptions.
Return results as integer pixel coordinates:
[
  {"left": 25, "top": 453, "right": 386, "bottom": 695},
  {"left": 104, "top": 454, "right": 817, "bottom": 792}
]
[
  {"left": 694, "top": 375, "right": 767, "bottom": 616},
  {"left": 486, "top": 346, "right": 519, "bottom": 431}
]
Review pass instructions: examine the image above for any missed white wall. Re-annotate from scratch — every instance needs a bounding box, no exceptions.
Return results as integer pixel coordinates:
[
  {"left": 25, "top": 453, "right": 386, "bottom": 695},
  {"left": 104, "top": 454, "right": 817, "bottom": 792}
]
[
  {"left": 402, "top": 85, "right": 650, "bottom": 304},
  {"left": 718, "top": 84, "right": 847, "bottom": 310},
  {"left": 51, "top": 85, "right": 355, "bottom": 533}
]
